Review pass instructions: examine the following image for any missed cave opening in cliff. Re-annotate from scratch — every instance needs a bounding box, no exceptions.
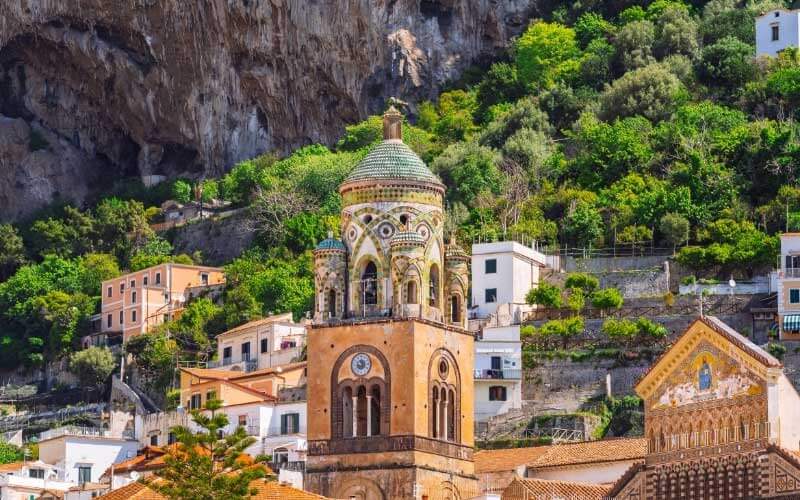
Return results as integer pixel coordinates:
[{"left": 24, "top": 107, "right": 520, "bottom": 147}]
[{"left": 420, "top": 0, "right": 455, "bottom": 34}]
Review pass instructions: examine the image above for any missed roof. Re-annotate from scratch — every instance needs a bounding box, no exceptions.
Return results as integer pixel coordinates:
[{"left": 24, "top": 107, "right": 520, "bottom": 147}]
[
  {"left": 95, "top": 478, "right": 331, "bottom": 500},
  {"left": 314, "top": 238, "right": 346, "bottom": 252},
  {"left": 216, "top": 313, "right": 297, "bottom": 338},
  {"left": 105, "top": 446, "right": 168, "bottom": 476},
  {"left": 0, "top": 461, "right": 24, "bottom": 473},
  {"left": 95, "top": 482, "right": 164, "bottom": 500},
  {"left": 341, "top": 140, "right": 442, "bottom": 186},
  {"left": 182, "top": 362, "right": 307, "bottom": 382},
  {"left": 474, "top": 446, "right": 551, "bottom": 473},
  {"left": 528, "top": 438, "right": 646, "bottom": 469},
  {"left": 635, "top": 316, "right": 782, "bottom": 395},
  {"left": 503, "top": 477, "right": 610, "bottom": 500}
]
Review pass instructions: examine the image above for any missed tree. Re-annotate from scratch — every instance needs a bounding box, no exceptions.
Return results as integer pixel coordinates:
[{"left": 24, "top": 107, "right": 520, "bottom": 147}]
[
  {"left": 636, "top": 317, "right": 668, "bottom": 341},
  {"left": 475, "top": 63, "right": 526, "bottom": 123},
  {"left": 699, "top": 36, "right": 756, "bottom": 89},
  {"left": 223, "top": 287, "right": 262, "bottom": 329},
  {"left": 575, "top": 12, "right": 616, "bottom": 47},
  {"left": 537, "top": 317, "right": 585, "bottom": 349},
  {"left": 565, "top": 288, "right": 585, "bottom": 312},
  {"left": 592, "top": 288, "right": 624, "bottom": 314},
  {"left": 0, "top": 224, "right": 26, "bottom": 280},
  {"left": 563, "top": 202, "right": 604, "bottom": 247},
  {"left": 564, "top": 273, "right": 600, "bottom": 293},
  {"left": 152, "top": 399, "right": 267, "bottom": 500},
  {"left": 655, "top": 6, "right": 699, "bottom": 59},
  {"left": 614, "top": 21, "right": 656, "bottom": 71},
  {"left": 247, "top": 188, "right": 313, "bottom": 247},
  {"left": 599, "top": 63, "right": 683, "bottom": 122},
  {"left": 526, "top": 282, "right": 563, "bottom": 308},
  {"left": 617, "top": 225, "right": 653, "bottom": 252},
  {"left": 69, "top": 347, "right": 116, "bottom": 388},
  {"left": 601, "top": 318, "right": 639, "bottom": 346},
  {"left": 32, "top": 291, "right": 95, "bottom": 359},
  {"left": 660, "top": 213, "right": 690, "bottom": 251},
  {"left": 79, "top": 253, "right": 120, "bottom": 296},
  {"left": 515, "top": 21, "right": 581, "bottom": 89},
  {"left": 0, "top": 442, "right": 23, "bottom": 464},
  {"left": 125, "top": 332, "right": 179, "bottom": 394},
  {"left": 172, "top": 179, "right": 193, "bottom": 203},
  {"left": 433, "top": 142, "right": 504, "bottom": 205}
]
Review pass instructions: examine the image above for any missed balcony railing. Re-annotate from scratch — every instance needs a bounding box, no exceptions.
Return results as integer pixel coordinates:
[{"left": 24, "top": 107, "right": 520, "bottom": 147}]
[
  {"left": 647, "top": 422, "right": 770, "bottom": 454},
  {"left": 269, "top": 460, "right": 306, "bottom": 472},
  {"left": 37, "top": 425, "right": 133, "bottom": 441},
  {"left": 208, "top": 357, "right": 258, "bottom": 372},
  {"left": 781, "top": 267, "right": 800, "bottom": 278},
  {"left": 473, "top": 369, "right": 521, "bottom": 380}
]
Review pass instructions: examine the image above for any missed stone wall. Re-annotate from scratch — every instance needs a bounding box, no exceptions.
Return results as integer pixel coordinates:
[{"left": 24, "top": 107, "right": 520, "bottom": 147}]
[
  {"left": 565, "top": 255, "right": 671, "bottom": 273},
  {"left": 170, "top": 211, "right": 254, "bottom": 266},
  {"left": 594, "top": 263, "right": 670, "bottom": 299}
]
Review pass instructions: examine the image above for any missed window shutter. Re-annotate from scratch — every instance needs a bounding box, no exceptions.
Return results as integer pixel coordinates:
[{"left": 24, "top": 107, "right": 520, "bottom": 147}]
[
  {"left": 292, "top": 413, "right": 300, "bottom": 433},
  {"left": 280, "top": 414, "right": 287, "bottom": 434}
]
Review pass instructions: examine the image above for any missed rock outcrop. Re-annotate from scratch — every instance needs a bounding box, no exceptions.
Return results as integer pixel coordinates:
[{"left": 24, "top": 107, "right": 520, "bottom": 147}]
[{"left": 0, "top": 0, "right": 536, "bottom": 220}]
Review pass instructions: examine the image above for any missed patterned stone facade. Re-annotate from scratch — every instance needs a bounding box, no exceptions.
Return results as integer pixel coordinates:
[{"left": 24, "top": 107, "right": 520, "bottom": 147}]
[
  {"left": 306, "top": 109, "right": 476, "bottom": 499},
  {"left": 312, "top": 107, "right": 468, "bottom": 330},
  {"left": 609, "top": 316, "right": 800, "bottom": 499}
]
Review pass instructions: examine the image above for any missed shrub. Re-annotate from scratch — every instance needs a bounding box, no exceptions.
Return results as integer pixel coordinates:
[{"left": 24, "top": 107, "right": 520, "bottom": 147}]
[
  {"left": 515, "top": 21, "right": 581, "bottom": 89},
  {"left": 599, "top": 63, "right": 683, "bottom": 122},
  {"left": 768, "top": 342, "right": 787, "bottom": 360},
  {"left": 592, "top": 288, "right": 624, "bottom": 312},
  {"left": 526, "top": 282, "right": 563, "bottom": 308},
  {"left": 565, "top": 273, "right": 600, "bottom": 293},
  {"left": 699, "top": 36, "right": 756, "bottom": 89},
  {"left": 69, "top": 347, "right": 116, "bottom": 388}
]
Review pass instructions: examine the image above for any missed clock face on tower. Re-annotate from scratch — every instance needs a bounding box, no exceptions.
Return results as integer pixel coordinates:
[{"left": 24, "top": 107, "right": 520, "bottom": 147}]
[{"left": 351, "top": 353, "right": 372, "bottom": 376}]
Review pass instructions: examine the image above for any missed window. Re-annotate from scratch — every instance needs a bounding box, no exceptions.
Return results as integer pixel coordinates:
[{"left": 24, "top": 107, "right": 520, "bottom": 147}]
[
  {"left": 206, "top": 390, "right": 216, "bottom": 402},
  {"left": 107, "top": 314, "right": 112, "bottom": 328},
  {"left": 119, "top": 311, "right": 124, "bottom": 326},
  {"left": 143, "top": 276, "right": 148, "bottom": 286},
  {"left": 238, "top": 415, "right": 247, "bottom": 426},
  {"left": 120, "top": 282, "right": 125, "bottom": 293},
  {"left": 130, "top": 279, "right": 136, "bottom": 288},
  {"left": 772, "top": 24, "right": 780, "bottom": 41},
  {"left": 223, "top": 346, "right": 232, "bottom": 362},
  {"left": 273, "top": 447, "right": 289, "bottom": 465},
  {"left": 261, "top": 338, "right": 269, "bottom": 353},
  {"left": 791, "top": 289, "right": 800, "bottom": 304},
  {"left": 485, "top": 288, "right": 497, "bottom": 303},
  {"left": 132, "top": 291, "right": 137, "bottom": 304},
  {"left": 150, "top": 434, "right": 158, "bottom": 446},
  {"left": 280, "top": 413, "right": 300, "bottom": 434},
  {"left": 155, "top": 272, "right": 161, "bottom": 285},
  {"left": 106, "top": 286, "right": 112, "bottom": 298},
  {"left": 131, "top": 310, "right": 137, "bottom": 323},
  {"left": 29, "top": 469, "right": 44, "bottom": 479},
  {"left": 361, "top": 262, "right": 378, "bottom": 305},
  {"left": 190, "top": 394, "right": 201, "bottom": 409},
  {"left": 201, "top": 273, "right": 209, "bottom": 285},
  {"left": 241, "top": 342, "right": 251, "bottom": 361},
  {"left": 485, "top": 259, "right": 497, "bottom": 274},
  {"left": 168, "top": 432, "right": 176, "bottom": 445},
  {"left": 489, "top": 386, "right": 507, "bottom": 401},
  {"left": 78, "top": 466, "right": 91, "bottom": 484}
]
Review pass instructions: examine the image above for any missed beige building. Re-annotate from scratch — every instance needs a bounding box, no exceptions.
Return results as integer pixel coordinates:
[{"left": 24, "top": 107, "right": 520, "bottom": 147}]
[
  {"left": 209, "top": 313, "right": 306, "bottom": 372},
  {"left": 99, "top": 263, "right": 225, "bottom": 342}
]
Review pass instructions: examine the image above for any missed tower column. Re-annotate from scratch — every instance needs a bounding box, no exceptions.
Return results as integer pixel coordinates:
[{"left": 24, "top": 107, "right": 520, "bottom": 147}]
[
  {"left": 352, "top": 395, "right": 358, "bottom": 437},
  {"left": 366, "top": 395, "right": 373, "bottom": 437}
]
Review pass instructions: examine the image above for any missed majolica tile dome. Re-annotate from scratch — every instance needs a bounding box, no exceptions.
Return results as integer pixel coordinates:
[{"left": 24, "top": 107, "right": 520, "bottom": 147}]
[{"left": 312, "top": 106, "right": 468, "bottom": 328}]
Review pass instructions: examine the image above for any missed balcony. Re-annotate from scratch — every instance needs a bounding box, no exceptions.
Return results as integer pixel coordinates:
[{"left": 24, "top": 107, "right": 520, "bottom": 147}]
[
  {"left": 473, "top": 369, "right": 522, "bottom": 380},
  {"left": 782, "top": 267, "right": 800, "bottom": 279},
  {"left": 207, "top": 357, "right": 258, "bottom": 372},
  {"left": 37, "top": 426, "right": 134, "bottom": 441}
]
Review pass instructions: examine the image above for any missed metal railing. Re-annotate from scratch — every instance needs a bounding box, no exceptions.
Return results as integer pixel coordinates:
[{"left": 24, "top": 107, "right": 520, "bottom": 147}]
[
  {"left": 269, "top": 460, "right": 305, "bottom": 472},
  {"left": 38, "top": 426, "right": 110, "bottom": 441},
  {"left": 781, "top": 267, "right": 800, "bottom": 278},
  {"left": 473, "top": 369, "right": 522, "bottom": 380}
]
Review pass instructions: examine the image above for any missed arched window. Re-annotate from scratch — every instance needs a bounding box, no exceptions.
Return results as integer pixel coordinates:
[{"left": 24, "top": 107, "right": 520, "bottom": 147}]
[
  {"left": 361, "top": 262, "right": 378, "bottom": 305},
  {"left": 356, "top": 385, "right": 368, "bottom": 436},
  {"left": 370, "top": 385, "right": 381, "bottom": 436},
  {"left": 429, "top": 265, "right": 440, "bottom": 307},
  {"left": 342, "top": 386, "right": 354, "bottom": 438},
  {"left": 326, "top": 289, "right": 337, "bottom": 317},
  {"left": 447, "top": 388, "right": 456, "bottom": 440},
  {"left": 407, "top": 281, "right": 418, "bottom": 304},
  {"left": 450, "top": 295, "right": 461, "bottom": 323}
]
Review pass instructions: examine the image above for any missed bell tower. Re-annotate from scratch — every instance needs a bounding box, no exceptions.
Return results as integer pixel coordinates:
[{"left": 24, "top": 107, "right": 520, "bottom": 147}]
[{"left": 306, "top": 109, "right": 477, "bottom": 499}]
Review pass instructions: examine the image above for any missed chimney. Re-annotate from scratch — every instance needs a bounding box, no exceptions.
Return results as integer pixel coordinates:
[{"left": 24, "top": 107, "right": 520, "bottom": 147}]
[{"left": 383, "top": 105, "right": 403, "bottom": 141}]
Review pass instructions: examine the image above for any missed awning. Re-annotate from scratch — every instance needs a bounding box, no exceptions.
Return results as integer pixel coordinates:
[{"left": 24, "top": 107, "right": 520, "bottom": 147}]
[{"left": 783, "top": 314, "right": 800, "bottom": 331}]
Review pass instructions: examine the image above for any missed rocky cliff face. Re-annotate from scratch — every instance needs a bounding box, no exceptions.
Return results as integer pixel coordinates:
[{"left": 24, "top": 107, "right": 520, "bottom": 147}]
[{"left": 0, "top": 0, "right": 536, "bottom": 220}]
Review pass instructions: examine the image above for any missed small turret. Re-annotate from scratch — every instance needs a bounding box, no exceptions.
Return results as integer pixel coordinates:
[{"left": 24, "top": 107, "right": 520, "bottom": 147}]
[
  {"left": 313, "top": 231, "right": 347, "bottom": 322},
  {"left": 383, "top": 105, "right": 403, "bottom": 141}
]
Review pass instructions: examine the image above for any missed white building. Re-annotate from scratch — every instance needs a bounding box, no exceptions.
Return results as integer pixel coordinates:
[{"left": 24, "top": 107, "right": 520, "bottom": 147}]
[
  {"left": 756, "top": 9, "right": 800, "bottom": 57},
  {"left": 209, "top": 313, "right": 306, "bottom": 372},
  {"left": 471, "top": 241, "right": 547, "bottom": 320},
  {"left": 36, "top": 427, "right": 138, "bottom": 486},
  {"left": 474, "top": 325, "right": 523, "bottom": 422},
  {"left": 776, "top": 233, "right": 800, "bottom": 339}
]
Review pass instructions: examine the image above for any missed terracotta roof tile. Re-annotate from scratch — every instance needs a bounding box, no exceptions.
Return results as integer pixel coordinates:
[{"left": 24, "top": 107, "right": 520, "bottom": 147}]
[
  {"left": 529, "top": 438, "right": 646, "bottom": 469},
  {"left": 0, "top": 461, "right": 24, "bottom": 473},
  {"left": 504, "top": 477, "right": 610, "bottom": 500},
  {"left": 95, "top": 482, "right": 165, "bottom": 500},
  {"left": 474, "top": 446, "right": 552, "bottom": 473},
  {"left": 96, "top": 479, "right": 330, "bottom": 500}
]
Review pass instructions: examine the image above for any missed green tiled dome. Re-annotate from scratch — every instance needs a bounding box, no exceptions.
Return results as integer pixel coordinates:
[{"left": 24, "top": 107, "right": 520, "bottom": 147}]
[
  {"left": 315, "top": 237, "right": 346, "bottom": 252},
  {"left": 344, "top": 140, "right": 442, "bottom": 185}
]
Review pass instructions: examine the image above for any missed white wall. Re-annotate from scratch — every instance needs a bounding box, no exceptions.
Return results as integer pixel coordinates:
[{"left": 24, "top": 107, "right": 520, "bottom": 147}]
[
  {"left": 475, "top": 380, "right": 520, "bottom": 422},
  {"left": 472, "top": 242, "right": 544, "bottom": 318},
  {"left": 778, "top": 373, "right": 800, "bottom": 450},
  {"left": 527, "top": 460, "right": 636, "bottom": 484},
  {"left": 39, "top": 437, "right": 138, "bottom": 484},
  {"left": 757, "top": 10, "right": 800, "bottom": 57}
]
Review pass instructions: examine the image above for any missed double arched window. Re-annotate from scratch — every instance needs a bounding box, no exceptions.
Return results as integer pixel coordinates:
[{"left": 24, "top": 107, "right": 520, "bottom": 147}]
[{"left": 341, "top": 382, "right": 384, "bottom": 437}]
